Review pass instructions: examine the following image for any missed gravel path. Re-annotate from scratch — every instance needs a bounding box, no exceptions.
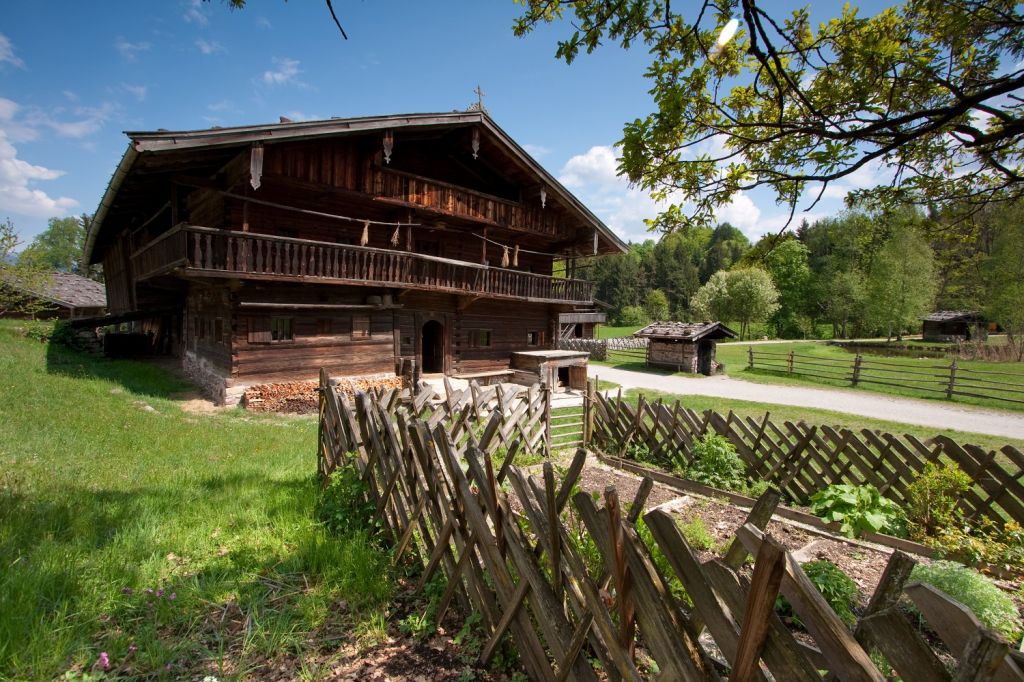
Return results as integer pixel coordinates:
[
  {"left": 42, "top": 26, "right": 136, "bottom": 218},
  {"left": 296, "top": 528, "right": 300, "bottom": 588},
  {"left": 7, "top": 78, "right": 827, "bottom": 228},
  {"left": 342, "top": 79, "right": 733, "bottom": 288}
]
[{"left": 589, "top": 365, "right": 1024, "bottom": 441}]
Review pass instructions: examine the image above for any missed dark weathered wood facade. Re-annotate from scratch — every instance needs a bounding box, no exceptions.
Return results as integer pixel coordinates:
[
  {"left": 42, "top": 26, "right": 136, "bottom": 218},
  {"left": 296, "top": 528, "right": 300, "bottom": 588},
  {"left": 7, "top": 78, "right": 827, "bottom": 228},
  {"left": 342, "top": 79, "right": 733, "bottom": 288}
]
[
  {"left": 85, "top": 112, "right": 625, "bottom": 403},
  {"left": 922, "top": 310, "right": 986, "bottom": 342}
]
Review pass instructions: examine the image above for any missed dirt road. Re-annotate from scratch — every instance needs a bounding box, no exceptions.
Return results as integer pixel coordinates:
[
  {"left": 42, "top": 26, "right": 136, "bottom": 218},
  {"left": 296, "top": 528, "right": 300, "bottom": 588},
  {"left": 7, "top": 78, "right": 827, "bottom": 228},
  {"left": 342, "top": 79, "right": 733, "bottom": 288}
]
[{"left": 590, "top": 365, "right": 1024, "bottom": 441}]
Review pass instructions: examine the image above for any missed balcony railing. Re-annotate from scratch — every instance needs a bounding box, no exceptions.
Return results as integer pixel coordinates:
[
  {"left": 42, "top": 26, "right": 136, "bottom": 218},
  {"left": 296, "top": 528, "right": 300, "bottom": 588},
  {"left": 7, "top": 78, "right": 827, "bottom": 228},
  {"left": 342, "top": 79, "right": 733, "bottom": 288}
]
[
  {"left": 367, "top": 167, "right": 571, "bottom": 239},
  {"left": 131, "top": 225, "right": 594, "bottom": 305}
]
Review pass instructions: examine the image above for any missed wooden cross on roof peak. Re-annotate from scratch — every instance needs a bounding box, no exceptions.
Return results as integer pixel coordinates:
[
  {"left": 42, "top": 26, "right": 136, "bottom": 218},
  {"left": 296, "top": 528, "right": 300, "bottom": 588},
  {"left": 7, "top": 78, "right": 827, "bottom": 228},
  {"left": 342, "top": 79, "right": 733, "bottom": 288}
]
[{"left": 470, "top": 85, "right": 487, "bottom": 113}]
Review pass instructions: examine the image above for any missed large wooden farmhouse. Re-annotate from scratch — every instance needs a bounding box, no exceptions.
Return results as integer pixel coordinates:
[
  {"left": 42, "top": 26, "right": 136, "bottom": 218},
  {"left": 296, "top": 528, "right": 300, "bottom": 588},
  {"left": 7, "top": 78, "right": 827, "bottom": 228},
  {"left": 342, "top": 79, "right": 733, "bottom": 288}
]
[{"left": 84, "top": 111, "right": 626, "bottom": 403}]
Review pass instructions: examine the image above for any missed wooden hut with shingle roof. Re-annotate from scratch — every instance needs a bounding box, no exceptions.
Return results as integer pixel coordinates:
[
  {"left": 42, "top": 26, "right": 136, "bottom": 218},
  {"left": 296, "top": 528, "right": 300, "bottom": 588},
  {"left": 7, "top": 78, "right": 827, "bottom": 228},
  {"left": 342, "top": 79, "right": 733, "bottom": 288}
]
[{"left": 634, "top": 321, "right": 737, "bottom": 374}]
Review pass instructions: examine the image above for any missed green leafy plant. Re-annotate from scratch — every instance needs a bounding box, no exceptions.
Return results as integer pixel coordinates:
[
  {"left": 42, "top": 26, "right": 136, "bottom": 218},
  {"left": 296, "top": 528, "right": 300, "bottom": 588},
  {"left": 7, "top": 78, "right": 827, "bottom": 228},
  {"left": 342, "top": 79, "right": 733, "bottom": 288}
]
[
  {"left": 636, "top": 516, "right": 690, "bottom": 606},
  {"left": 316, "top": 462, "right": 382, "bottom": 540},
  {"left": 905, "top": 462, "right": 972, "bottom": 540},
  {"left": 926, "top": 519, "right": 1024, "bottom": 576},
  {"left": 809, "top": 484, "right": 905, "bottom": 538},
  {"left": 683, "top": 433, "right": 747, "bottom": 491},
  {"left": 911, "top": 561, "right": 1023, "bottom": 642},
  {"left": 777, "top": 560, "right": 859, "bottom": 628},
  {"left": 678, "top": 517, "right": 715, "bottom": 552},
  {"left": 398, "top": 612, "right": 432, "bottom": 639}
]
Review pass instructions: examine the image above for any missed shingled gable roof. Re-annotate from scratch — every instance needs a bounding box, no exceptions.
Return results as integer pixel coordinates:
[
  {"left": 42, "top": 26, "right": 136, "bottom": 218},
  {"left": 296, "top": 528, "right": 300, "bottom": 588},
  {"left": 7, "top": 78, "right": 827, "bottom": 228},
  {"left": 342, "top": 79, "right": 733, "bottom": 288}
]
[
  {"left": 923, "top": 310, "right": 984, "bottom": 322},
  {"left": 85, "top": 110, "right": 628, "bottom": 264},
  {"left": 633, "top": 321, "right": 738, "bottom": 341},
  {"left": 4, "top": 272, "right": 106, "bottom": 309}
]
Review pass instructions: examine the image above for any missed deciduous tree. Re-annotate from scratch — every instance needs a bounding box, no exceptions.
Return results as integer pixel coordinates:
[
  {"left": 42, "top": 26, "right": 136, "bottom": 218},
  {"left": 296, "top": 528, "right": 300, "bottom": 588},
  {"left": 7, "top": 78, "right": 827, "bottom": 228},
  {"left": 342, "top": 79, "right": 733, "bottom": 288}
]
[
  {"left": 865, "top": 219, "right": 938, "bottom": 341},
  {"left": 515, "top": 0, "right": 1024, "bottom": 231}
]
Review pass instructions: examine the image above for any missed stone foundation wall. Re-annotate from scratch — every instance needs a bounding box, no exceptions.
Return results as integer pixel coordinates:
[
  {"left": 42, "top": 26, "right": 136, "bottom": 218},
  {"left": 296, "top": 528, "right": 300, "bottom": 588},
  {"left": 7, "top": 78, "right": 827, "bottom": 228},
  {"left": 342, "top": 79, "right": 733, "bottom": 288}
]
[{"left": 183, "top": 351, "right": 236, "bottom": 405}]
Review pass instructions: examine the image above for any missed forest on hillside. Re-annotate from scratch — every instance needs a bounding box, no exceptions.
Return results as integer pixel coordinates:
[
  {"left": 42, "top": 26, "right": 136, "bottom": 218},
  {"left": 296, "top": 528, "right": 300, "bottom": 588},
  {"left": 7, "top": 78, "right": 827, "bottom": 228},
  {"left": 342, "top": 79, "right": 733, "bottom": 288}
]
[{"left": 577, "top": 201, "right": 1024, "bottom": 343}]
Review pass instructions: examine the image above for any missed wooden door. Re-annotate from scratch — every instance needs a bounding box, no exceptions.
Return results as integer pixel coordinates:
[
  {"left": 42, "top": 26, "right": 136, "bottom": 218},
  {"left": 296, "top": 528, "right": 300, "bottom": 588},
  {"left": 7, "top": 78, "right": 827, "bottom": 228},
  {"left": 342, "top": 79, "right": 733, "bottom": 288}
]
[{"left": 569, "top": 364, "right": 588, "bottom": 390}]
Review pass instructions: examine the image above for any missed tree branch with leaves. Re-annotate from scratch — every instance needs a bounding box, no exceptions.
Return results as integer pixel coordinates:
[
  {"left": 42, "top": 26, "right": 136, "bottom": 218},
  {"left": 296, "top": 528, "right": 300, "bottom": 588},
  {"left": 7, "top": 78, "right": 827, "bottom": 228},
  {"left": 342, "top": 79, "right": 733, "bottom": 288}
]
[{"left": 515, "top": 0, "right": 1024, "bottom": 232}]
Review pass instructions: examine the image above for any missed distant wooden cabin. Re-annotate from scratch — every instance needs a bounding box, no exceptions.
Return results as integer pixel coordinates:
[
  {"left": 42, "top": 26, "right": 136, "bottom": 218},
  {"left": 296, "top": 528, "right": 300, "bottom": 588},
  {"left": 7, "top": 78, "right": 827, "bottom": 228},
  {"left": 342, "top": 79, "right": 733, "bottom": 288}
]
[
  {"left": 922, "top": 311, "right": 986, "bottom": 342},
  {"left": 83, "top": 111, "right": 627, "bottom": 403},
  {"left": 1, "top": 271, "right": 107, "bottom": 319},
  {"left": 634, "top": 321, "right": 737, "bottom": 375}
]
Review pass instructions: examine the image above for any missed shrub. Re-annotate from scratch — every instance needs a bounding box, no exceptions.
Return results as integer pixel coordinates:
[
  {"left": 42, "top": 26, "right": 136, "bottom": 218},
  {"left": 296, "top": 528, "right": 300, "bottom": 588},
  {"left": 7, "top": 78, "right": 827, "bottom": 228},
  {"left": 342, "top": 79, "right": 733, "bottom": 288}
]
[
  {"left": 809, "top": 484, "right": 905, "bottom": 539},
  {"left": 911, "top": 561, "right": 1023, "bottom": 642},
  {"left": 616, "top": 305, "right": 649, "bottom": 327},
  {"left": 777, "top": 559, "right": 859, "bottom": 628},
  {"left": 926, "top": 519, "right": 1024, "bottom": 575},
  {"left": 905, "top": 462, "right": 972, "bottom": 540},
  {"left": 316, "top": 462, "right": 382, "bottom": 540},
  {"left": 684, "top": 433, "right": 747, "bottom": 491}
]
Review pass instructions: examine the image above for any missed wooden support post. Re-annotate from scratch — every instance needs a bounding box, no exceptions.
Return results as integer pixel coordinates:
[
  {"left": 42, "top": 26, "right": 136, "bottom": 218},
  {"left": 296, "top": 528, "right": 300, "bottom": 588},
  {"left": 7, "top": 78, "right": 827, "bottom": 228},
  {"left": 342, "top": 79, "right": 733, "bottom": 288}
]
[
  {"left": 788, "top": 350, "right": 795, "bottom": 374},
  {"left": 584, "top": 377, "right": 596, "bottom": 447},
  {"left": 733, "top": 535, "right": 787, "bottom": 682},
  {"left": 543, "top": 382, "right": 552, "bottom": 457},
  {"left": 852, "top": 355, "right": 862, "bottom": 386},
  {"left": 748, "top": 345, "right": 754, "bottom": 369},
  {"left": 947, "top": 360, "right": 958, "bottom": 399},
  {"left": 605, "top": 487, "right": 636, "bottom": 658}
]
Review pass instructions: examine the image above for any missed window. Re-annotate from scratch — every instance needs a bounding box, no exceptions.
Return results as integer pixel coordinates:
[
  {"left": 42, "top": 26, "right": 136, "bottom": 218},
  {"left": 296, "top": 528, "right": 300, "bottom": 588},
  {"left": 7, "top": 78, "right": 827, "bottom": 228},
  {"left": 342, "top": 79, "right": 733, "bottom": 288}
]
[
  {"left": 215, "top": 318, "right": 224, "bottom": 344},
  {"left": 316, "top": 318, "right": 332, "bottom": 336},
  {"left": 271, "top": 317, "right": 293, "bottom": 342},
  {"left": 469, "top": 330, "right": 492, "bottom": 348},
  {"left": 351, "top": 314, "right": 370, "bottom": 340},
  {"left": 527, "top": 331, "right": 541, "bottom": 347}
]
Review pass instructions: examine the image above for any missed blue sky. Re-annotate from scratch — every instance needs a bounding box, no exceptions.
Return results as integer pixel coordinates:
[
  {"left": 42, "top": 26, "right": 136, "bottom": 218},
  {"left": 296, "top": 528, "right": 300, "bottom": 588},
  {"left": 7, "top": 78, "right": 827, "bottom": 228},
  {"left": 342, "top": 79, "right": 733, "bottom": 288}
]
[{"left": 0, "top": 1, "right": 869, "bottom": 245}]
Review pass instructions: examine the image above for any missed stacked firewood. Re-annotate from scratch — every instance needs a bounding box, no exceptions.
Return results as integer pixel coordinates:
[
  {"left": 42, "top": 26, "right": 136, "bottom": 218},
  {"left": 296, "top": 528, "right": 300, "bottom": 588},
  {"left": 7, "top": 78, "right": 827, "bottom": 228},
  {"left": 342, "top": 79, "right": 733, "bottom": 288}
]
[
  {"left": 243, "top": 375, "right": 406, "bottom": 413},
  {"left": 242, "top": 380, "right": 320, "bottom": 413}
]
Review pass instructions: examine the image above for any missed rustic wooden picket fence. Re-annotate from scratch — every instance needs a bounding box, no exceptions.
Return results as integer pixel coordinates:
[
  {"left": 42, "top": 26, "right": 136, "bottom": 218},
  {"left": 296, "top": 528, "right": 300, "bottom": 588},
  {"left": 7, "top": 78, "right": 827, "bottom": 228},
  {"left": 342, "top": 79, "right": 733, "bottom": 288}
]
[
  {"left": 592, "top": 390, "right": 1024, "bottom": 529},
  {"left": 317, "top": 370, "right": 1024, "bottom": 680}
]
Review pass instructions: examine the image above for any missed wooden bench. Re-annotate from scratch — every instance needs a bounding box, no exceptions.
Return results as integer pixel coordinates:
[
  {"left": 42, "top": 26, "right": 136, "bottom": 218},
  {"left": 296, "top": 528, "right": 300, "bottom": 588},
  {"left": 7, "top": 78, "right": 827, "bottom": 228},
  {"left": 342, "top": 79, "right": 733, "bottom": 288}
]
[{"left": 451, "top": 369, "right": 514, "bottom": 386}]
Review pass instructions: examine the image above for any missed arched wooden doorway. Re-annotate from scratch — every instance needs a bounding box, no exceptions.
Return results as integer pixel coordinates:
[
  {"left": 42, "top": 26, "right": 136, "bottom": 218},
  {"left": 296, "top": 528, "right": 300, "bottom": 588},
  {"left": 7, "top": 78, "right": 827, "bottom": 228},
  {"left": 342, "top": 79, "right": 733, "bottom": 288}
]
[{"left": 421, "top": 320, "right": 445, "bottom": 374}]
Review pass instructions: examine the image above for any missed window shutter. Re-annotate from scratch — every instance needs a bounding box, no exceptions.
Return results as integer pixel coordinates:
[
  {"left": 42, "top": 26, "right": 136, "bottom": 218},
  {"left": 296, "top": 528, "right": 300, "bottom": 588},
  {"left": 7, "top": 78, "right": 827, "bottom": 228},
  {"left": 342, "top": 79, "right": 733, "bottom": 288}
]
[{"left": 247, "top": 317, "right": 272, "bottom": 344}]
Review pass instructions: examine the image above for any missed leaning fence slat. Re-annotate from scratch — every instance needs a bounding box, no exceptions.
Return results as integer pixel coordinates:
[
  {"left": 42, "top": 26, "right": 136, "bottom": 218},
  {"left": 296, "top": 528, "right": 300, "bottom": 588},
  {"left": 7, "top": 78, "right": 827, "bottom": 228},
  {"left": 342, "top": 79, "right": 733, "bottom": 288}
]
[
  {"left": 736, "top": 524, "right": 884, "bottom": 682},
  {"left": 732, "top": 535, "right": 787, "bottom": 682},
  {"left": 906, "top": 583, "right": 1024, "bottom": 682}
]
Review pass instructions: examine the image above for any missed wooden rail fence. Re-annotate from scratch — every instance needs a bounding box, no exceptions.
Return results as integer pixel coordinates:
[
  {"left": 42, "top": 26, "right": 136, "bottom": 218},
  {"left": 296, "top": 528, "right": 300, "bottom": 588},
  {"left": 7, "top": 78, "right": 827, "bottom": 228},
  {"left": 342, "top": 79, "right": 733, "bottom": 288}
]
[
  {"left": 317, "top": 370, "right": 1024, "bottom": 680},
  {"left": 592, "top": 391, "right": 1024, "bottom": 529},
  {"left": 748, "top": 346, "right": 1024, "bottom": 408}
]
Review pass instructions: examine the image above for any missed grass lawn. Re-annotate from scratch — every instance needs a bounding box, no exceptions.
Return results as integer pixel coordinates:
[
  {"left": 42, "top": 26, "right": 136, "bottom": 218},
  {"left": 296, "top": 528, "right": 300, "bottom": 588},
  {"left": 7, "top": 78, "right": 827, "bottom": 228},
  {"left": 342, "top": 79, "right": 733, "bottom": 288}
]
[
  {"left": 715, "top": 342, "right": 1024, "bottom": 413},
  {"left": 594, "top": 339, "right": 1024, "bottom": 414},
  {"left": 596, "top": 324, "right": 643, "bottom": 339},
  {"left": 0, "top": 322, "right": 393, "bottom": 681},
  {"left": 612, "top": 388, "right": 1024, "bottom": 453}
]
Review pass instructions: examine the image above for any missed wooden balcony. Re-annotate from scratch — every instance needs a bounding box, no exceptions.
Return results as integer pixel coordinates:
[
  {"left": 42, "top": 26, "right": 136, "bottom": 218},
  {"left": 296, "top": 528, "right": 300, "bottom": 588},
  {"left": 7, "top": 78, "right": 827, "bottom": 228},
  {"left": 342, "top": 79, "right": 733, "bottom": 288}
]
[
  {"left": 367, "top": 167, "right": 570, "bottom": 238},
  {"left": 131, "top": 225, "right": 594, "bottom": 305}
]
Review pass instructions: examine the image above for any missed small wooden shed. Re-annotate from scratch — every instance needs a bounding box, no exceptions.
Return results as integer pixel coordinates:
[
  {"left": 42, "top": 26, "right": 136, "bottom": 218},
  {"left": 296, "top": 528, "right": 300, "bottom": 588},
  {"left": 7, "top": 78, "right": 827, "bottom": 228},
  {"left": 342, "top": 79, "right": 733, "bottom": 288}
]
[
  {"left": 634, "top": 321, "right": 737, "bottom": 375},
  {"left": 922, "top": 311, "right": 986, "bottom": 342}
]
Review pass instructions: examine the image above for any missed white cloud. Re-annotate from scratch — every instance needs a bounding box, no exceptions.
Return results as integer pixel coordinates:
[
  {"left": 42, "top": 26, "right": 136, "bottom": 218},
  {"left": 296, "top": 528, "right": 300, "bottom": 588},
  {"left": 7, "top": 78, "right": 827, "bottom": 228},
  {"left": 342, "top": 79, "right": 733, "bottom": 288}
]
[
  {"left": 184, "top": 0, "right": 209, "bottom": 26},
  {"left": 559, "top": 145, "right": 621, "bottom": 190},
  {"left": 195, "top": 38, "right": 225, "bottom": 55},
  {"left": 820, "top": 158, "right": 892, "bottom": 200},
  {"left": 113, "top": 36, "right": 151, "bottom": 61},
  {"left": 522, "top": 143, "right": 551, "bottom": 159},
  {"left": 0, "top": 129, "right": 78, "bottom": 217},
  {"left": 121, "top": 84, "right": 147, "bottom": 102},
  {"left": 559, "top": 145, "right": 667, "bottom": 242},
  {"left": 715, "top": 192, "right": 762, "bottom": 235},
  {"left": 34, "top": 103, "right": 115, "bottom": 138},
  {"left": 262, "top": 57, "right": 302, "bottom": 86},
  {"left": 208, "top": 99, "right": 232, "bottom": 112},
  {"left": 0, "top": 33, "right": 25, "bottom": 69},
  {"left": 62, "top": 90, "right": 78, "bottom": 102},
  {"left": 282, "top": 111, "right": 321, "bottom": 122},
  {"left": 257, "top": 16, "right": 272, "bottom": 29}
]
